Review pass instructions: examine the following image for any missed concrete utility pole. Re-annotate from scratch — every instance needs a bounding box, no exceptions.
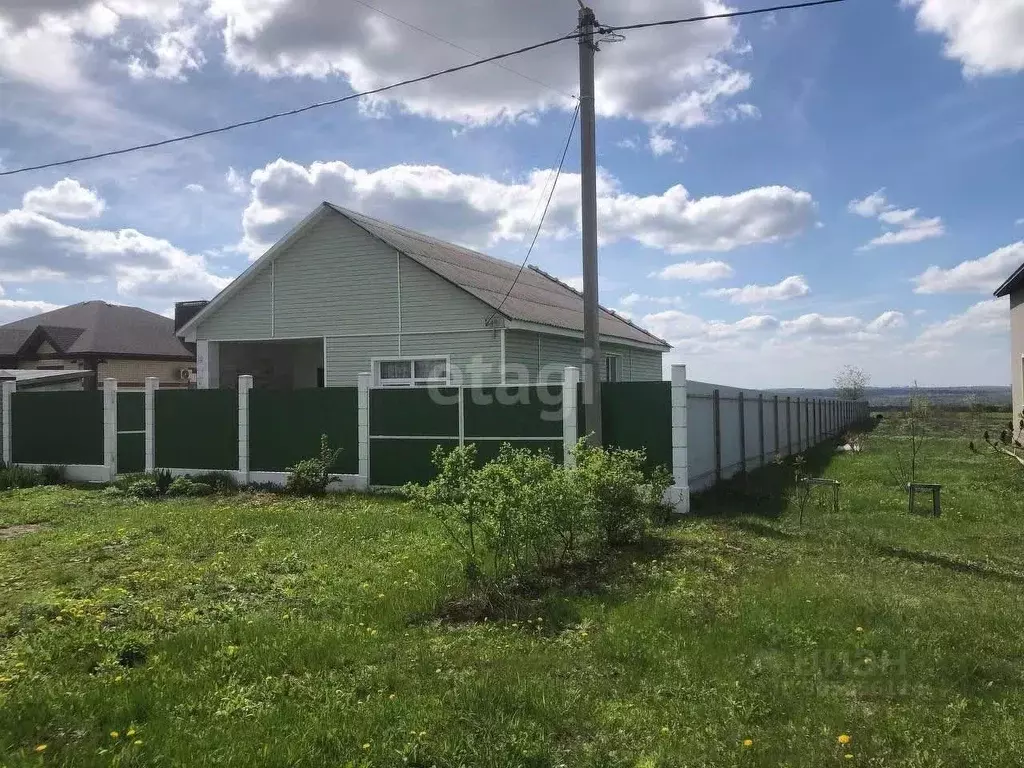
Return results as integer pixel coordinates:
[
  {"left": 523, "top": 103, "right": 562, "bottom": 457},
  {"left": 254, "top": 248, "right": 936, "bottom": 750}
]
[{"left": 578, "top": 3, "right": 603, "bottom": 445}]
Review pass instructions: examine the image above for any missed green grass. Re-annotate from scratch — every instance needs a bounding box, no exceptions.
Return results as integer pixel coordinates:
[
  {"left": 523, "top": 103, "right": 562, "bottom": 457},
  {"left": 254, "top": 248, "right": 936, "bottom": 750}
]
[{"left": 1, "top": 413, "right": 1022, "bottom": 766}]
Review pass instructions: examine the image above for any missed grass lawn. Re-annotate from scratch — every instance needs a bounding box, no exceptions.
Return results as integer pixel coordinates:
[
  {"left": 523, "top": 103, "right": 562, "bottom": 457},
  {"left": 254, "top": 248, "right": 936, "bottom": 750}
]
[{"left": 1, "top": 412, "right": 1022, "bottom": 766}]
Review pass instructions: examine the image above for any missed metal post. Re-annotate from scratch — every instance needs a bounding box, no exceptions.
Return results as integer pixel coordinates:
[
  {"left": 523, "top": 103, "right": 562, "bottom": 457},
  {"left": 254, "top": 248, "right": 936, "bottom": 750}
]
[
  {"left": 787, "top": 396, "right": 793, "bottom": 456},
  {"left": 773, "top": 395, "right": 780, "bottom": 457},
  {"left": 738, "top": 391, "right": 747, "bottom": 474},
  {"left": 578, "top": 4, "right": 602, "bottom": 445},
  {"left": 713, "top": 389, "right": 722, "bottom": 482},
  {"left": 758, "top": 393, "right": 765, "bottom": 467}
]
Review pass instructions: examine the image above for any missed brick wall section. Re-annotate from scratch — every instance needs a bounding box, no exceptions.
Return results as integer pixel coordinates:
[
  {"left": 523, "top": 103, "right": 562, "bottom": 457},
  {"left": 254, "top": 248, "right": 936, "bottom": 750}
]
[{"left": 97, "top": 359, "right": 193, "bottom": 387}]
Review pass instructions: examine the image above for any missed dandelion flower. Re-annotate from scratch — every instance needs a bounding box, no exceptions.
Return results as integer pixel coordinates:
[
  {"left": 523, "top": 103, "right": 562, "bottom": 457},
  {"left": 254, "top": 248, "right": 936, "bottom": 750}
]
[
  {"left": 134, "top": 740, "right": 143, "bottom": 746},
  {"left": 110, "top": 732, "right": 119, "bottom": 739},
  {"left": 844, "top": 754, "right": 853, "bottom": 760},
  {"left": 34, "top": 745, "right": 47, "bottom": 753},
  {"left": 389, "top": 693, "right": 397, "bottom": 700},
  {"left": 838, "top": 734, "right": 851, "bottom": 745},
  {"left": 660, "top": 727, "right": 669, "bottom": 734},
  {"left": 743, "top": 739, "right": 753, "bottom": 748},
  {"left": 126, "top": 729, "right": 136, "bottom": 737},
  {"left": 362, "top": 743, "right": 371, "bottom": 750},
  {"left": 855, "top": 627, "right": 863, "bottom": 633}
]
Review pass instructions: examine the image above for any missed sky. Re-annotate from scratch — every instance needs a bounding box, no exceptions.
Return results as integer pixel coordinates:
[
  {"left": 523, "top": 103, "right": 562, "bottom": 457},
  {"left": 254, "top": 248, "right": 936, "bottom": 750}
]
[{"left": 0, "top": 0, "right": 1022, "bottom": 388}]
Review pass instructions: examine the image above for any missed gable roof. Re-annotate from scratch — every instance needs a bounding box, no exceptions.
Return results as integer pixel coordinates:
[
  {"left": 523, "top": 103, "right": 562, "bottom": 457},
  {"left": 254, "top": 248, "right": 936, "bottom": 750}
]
[
  {"left": 0, "top": 301, "right": 194, "bottom": 359},
  {"left": 180, "top": 203, "right": 669, "bottom": 348},
  {"left": 994, "top": 261, "right": 1024, "bottom": 298}
]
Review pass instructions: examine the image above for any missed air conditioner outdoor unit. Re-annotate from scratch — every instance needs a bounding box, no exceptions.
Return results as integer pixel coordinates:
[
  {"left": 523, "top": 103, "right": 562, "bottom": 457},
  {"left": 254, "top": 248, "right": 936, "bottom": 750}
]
[{"left": 179, "top": 368, "right": 195, "bottom": 382}]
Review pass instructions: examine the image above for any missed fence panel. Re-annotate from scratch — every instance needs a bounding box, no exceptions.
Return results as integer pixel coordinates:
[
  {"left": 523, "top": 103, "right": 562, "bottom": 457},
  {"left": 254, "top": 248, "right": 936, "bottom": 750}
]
[
  {"left": 117, "top": 391, "right": 145, "bottom": 474},
  {"left": 155, "top": 389, "right": 237, "bottom": 470},
  {"left": 249, "top": 388, "right": 359, "bottom": 473},
  {"left": 12, "top": 391, "right": 104, "bottom": 465},
  {"left": 369, "top": 387, "right": 459, "bottom": 486},
  {"left": 599, "top": 381, "right": 672, "bottom": 471},
  {"left": 463, "top": 386, "right": 562, "bottom": 439}
]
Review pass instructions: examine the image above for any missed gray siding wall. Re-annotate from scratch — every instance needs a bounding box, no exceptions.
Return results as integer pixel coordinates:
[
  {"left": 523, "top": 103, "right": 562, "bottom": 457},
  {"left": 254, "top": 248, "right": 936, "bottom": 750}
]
[
  {"left": 324, "top": 331, "right": 500, "bottom": 387},
  {"left": 1012, "top": 291, "right": 1023, "bottom": 419},
  {"left": 197, "top": 267, "right": 272, "bottom": 340},
  {"left": 504, "top": 329, "right": 665, "bottom": 382},
  {"left": 399, "top": 257, "right": 494, "bottom": 331}
]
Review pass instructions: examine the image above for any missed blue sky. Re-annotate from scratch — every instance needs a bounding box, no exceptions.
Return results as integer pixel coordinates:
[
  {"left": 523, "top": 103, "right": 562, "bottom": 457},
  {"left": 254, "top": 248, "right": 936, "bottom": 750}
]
[{"left": 0, "top": 0, "right": 1022, "bottom": 388}]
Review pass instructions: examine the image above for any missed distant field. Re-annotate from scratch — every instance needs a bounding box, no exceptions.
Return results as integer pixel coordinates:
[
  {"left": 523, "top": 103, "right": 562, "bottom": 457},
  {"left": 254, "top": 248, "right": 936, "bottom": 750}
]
[
  {"left": 1, "top": 412, "right": 1022, "bottom": 766},
  {"left": 775, "top": 386, "right": 1013, "bottom": 409}
]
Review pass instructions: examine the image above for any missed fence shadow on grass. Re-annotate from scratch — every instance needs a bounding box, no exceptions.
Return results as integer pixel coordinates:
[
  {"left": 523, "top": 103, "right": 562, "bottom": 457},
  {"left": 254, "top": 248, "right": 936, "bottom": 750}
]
[{"left": 687, "top": 419, "right": 878, "bottom": 522}]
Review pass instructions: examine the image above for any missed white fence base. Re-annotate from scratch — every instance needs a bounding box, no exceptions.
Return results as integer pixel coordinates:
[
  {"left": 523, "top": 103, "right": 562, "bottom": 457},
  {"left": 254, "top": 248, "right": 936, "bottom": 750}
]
[
  {"left": 152, "top": 468, "right": 368, "bottom": 492},
  {"left": 17, "top": 464, "right": 111, "bottom": 484}
]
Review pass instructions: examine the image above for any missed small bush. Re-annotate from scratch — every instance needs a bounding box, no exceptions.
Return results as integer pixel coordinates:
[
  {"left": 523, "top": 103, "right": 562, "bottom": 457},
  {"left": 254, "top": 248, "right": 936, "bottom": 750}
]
[
  {"left": 39, "top": 465, "right": 65, "bottom": 486},
  {"left": 189, "top": 472, "right": 237, "bottom": 493},
  {"left": 406, "top": 440, "right": 672, "bottom": 587},
  {"left": 186, "top": 481, "right": 214, "bottom": 497},
  {"left": 126, "top": 479, "right": 160, "bottom": 499},
  {"left": 154, "top": 468, "right": 173, "bottom": 495},
  {"left": 285, "top": 435, "right": 341, "bottom": 496},
  {"left": 0, "top": 465, "right": 45, "bottom": 490},
  {"left": 166, "top": 477, "right": 193, "bottom": 497}
]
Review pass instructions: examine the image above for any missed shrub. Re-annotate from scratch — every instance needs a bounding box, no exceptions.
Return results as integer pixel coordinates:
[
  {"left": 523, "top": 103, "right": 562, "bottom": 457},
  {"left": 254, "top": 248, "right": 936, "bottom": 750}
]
[
  {"left": 186, "top": 481, "right": 214, "bottom": 497},
  {"left": 154, "top": 468, "right": 173, "bottom": 495},
  {"left": 189, "top": 471, "right": 237, "bottom": 493},
  {"left": 285, "top": 435, "right": 341, "bottom": 496},
  {"left": 0, "top": 465, "right": 45, "bottom": 490},
  {"left": 126, "top": 479, "right": 160, "bottom": 499},
  {"left": 406, "top": 440, "right": 672, "bottom": 587},
  {"left": 39, "top": 465, "right": 66, "bottom": 486}
]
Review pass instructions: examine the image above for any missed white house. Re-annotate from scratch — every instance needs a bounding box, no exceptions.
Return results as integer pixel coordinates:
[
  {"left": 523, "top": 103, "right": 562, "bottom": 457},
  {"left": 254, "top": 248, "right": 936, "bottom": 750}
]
[
  {"left": 995, "top": 261, "right": 1024, "bottom": 419},
  {"left": 177, "top": 203, "right": 670, "bottom": 389}
]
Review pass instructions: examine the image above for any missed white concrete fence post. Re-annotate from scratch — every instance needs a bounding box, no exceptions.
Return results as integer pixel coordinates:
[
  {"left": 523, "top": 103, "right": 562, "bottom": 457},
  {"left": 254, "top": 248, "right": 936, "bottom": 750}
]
[
  {"left": 238, "top": 375, "right": 253, "bottom": 485},
  {"left": 2, "top": 380, "right": 15, "bottom": 467},
  {"left": 144, "top": 377, "right": 159, "bottom": 473},
  {"left": 667, "top": 364, "right": 690, "bottom": 514},
  {"left": 358, "top": 372, "right": 370, "bottom": 487},
  {"left": 562, "top": 366, "right": 580, "bottom": 467},
  {"left": 102, "top": 378, "right": 117, "bottom": 480}
]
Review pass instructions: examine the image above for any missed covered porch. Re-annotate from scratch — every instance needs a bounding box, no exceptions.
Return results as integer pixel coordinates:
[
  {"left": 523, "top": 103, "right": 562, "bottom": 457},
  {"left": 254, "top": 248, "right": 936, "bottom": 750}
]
[{"left": 203, "top": 338, "right": 324, "bottom": 390}]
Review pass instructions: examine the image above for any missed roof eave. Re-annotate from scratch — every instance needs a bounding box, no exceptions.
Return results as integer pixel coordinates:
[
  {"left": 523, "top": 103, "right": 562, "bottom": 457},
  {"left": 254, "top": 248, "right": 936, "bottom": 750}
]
[{"left": 994, "top": 263, "right": 1024, "bottom": 297}]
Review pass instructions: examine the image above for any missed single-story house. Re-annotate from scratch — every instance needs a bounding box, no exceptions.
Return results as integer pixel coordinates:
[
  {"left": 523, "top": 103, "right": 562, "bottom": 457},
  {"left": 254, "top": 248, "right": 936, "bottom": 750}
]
[
  {"left": 0, "top": 301, "right": 196, "bottom": 390},
  {"left": 995, "top": 260, "right": 1024, "bottom": 418},
  {"left": 177, "top": 203, "right": 670, "bottom": 389}
]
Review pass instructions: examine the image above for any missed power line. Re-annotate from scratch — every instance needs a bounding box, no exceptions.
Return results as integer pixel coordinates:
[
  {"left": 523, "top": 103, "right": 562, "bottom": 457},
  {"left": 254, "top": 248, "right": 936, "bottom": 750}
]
[
  {"left": 0, "top": 31, "right": 581, "bottom": 178},
  {"left": 0, "top": 0, "right": 849, "bottom": 178},
  {"left": 490, "top": 102, "right": 580, "bottom": 320},
  {"left": 345, "top": 0, "right": 574, "bottom": 100},
  {"left": 604, "top": 0, "right": 848, "bottom": 33}
]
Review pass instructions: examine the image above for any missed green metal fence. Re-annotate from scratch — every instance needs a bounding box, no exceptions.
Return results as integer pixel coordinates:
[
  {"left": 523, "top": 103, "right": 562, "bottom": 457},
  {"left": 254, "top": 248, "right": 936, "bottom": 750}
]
[
  {"left": 117, "top": 391, "right": 145, "bottom": 474},
  {"left": 155, "top": 389, "right": 237, "bottom": 470},
  {"left": 369, "top": 385, "right": 565, "bottom": 486},
  {"left": 249, "top": 388, "right": 359, "bottom": 473},
  {"left": 12, "top": 391, "right": 104, "bottom": 465},
  {"left": 577, "top": 381, "right": 672, "bottom": 471}
]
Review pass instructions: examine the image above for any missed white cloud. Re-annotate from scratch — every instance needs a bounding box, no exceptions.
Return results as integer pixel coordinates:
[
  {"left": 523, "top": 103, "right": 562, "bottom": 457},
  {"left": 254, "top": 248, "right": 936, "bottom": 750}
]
[
  {"left": 21, "top": 178, "right": 105, "bottom": 220},
  {"left": 903, "top": 0, "right": 1024, "bottom": 76},
  {"left": 0, "top": 204, "right": 229, "bottom": 300},
  {"left": 620, "top": 293, "right": 686, "bottom": 308},
  {"left": 185, "top": 183, "right": 206, "bottom": 193},
  {"left": 641, "top": 309, "right": 780, "bottom": 346},
  {"left": 913, "top": 241, "right": 1024, "bottom": 293},
  {"left": 208, "top": 0, "right": 755, "bottom": 128},
  {"left": 226, "top": 167, "right": 248, "bottom": 195},
  {"left": 848, "top": 189, "right": 888, "bottom": 218},
  {"left": 705, "top": 274, "right": 809, "bottom": 304},
  {"left": 649, "top": 131, "right": 676, "bottom": 157},
  {"left": 865, "top": 310, "right": 907, "bottom": 333},
  {"left": 127, "top": 24, "right": 205, "bottom": 81},
  {"left": 652, "top": 261, "right": 734, "bottom": 282},
  {"left": 241, "top": 158, "right": 816, "bottom": 259},
  {"left": 917, "top": 298, "right": 1008, "bottom": 342},
  {"left": 1015, "top": 217, "right": 1024, "bottom": 226},
  {"left": 780, "top": 313, "right": 863, "bottom": 336},
  {"left": 561, "top": 276, "right": 583, "bottom": 292},
  {"left": 848, "top": 188, "right": 945, "bottom": 249}
]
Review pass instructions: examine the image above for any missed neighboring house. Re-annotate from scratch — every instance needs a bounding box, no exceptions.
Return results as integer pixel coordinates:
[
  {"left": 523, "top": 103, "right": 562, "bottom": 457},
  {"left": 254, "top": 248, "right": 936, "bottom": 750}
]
[
  {"left": 177, "top": 203, "right": 670, "bottom": 389},
  {"left": 0, "top": 369, "right": 94, "bottom": 391},
  {"left": 995, "top": 262, "right": 1024, "bottom": 418},
  {"left": 0, "top": 302, "right": 196, "bottom": 390}
]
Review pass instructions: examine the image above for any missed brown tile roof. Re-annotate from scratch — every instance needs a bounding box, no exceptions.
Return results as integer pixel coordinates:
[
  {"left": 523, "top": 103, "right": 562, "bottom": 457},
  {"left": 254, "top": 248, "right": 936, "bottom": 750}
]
[{"left": 0, "top": 302, "right": 194, "bottom": 359}]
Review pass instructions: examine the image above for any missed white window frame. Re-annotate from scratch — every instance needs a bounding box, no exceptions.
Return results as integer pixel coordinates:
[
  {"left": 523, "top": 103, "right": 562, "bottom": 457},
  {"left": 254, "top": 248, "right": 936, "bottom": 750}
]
[
  {"left": 604, "top": 353, "right": 622, "bottom": 383},
  {"left": 370, "top": 355, "right": 451, "bottom": 388}
]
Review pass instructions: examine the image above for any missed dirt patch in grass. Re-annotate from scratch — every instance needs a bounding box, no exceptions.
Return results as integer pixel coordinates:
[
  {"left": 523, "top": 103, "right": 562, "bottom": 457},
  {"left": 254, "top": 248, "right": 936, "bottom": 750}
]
[{"left": 0, "top": 523, "right": 46, "bottom": 540}]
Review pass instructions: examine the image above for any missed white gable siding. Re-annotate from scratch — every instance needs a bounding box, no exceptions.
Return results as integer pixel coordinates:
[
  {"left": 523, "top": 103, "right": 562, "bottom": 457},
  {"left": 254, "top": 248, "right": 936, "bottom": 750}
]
[
  {"left": 196, "top": 267, "right": 272, "bottom": 340},
  {"left": 273, "top": 214, "right": 399, "bottom": 337},
  {"left": 399, "top": 257, "right": 494, "bottom": 331}
]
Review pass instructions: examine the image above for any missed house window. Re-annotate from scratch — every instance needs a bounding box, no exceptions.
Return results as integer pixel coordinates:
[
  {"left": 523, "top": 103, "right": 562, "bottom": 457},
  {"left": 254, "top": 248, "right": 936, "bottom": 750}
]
[
  {"left": 375, "top": 357, "right": 448, "bottom": 387},
  {"left": 604, "top": 354, "right": 621, "bottom": 383}
]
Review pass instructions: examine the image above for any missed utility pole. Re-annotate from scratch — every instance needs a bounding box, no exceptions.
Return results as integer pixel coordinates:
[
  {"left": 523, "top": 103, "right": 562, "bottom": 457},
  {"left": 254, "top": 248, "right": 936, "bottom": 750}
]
[{"left": 578, "top": 3, "right": 603, "bottom": 445}]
